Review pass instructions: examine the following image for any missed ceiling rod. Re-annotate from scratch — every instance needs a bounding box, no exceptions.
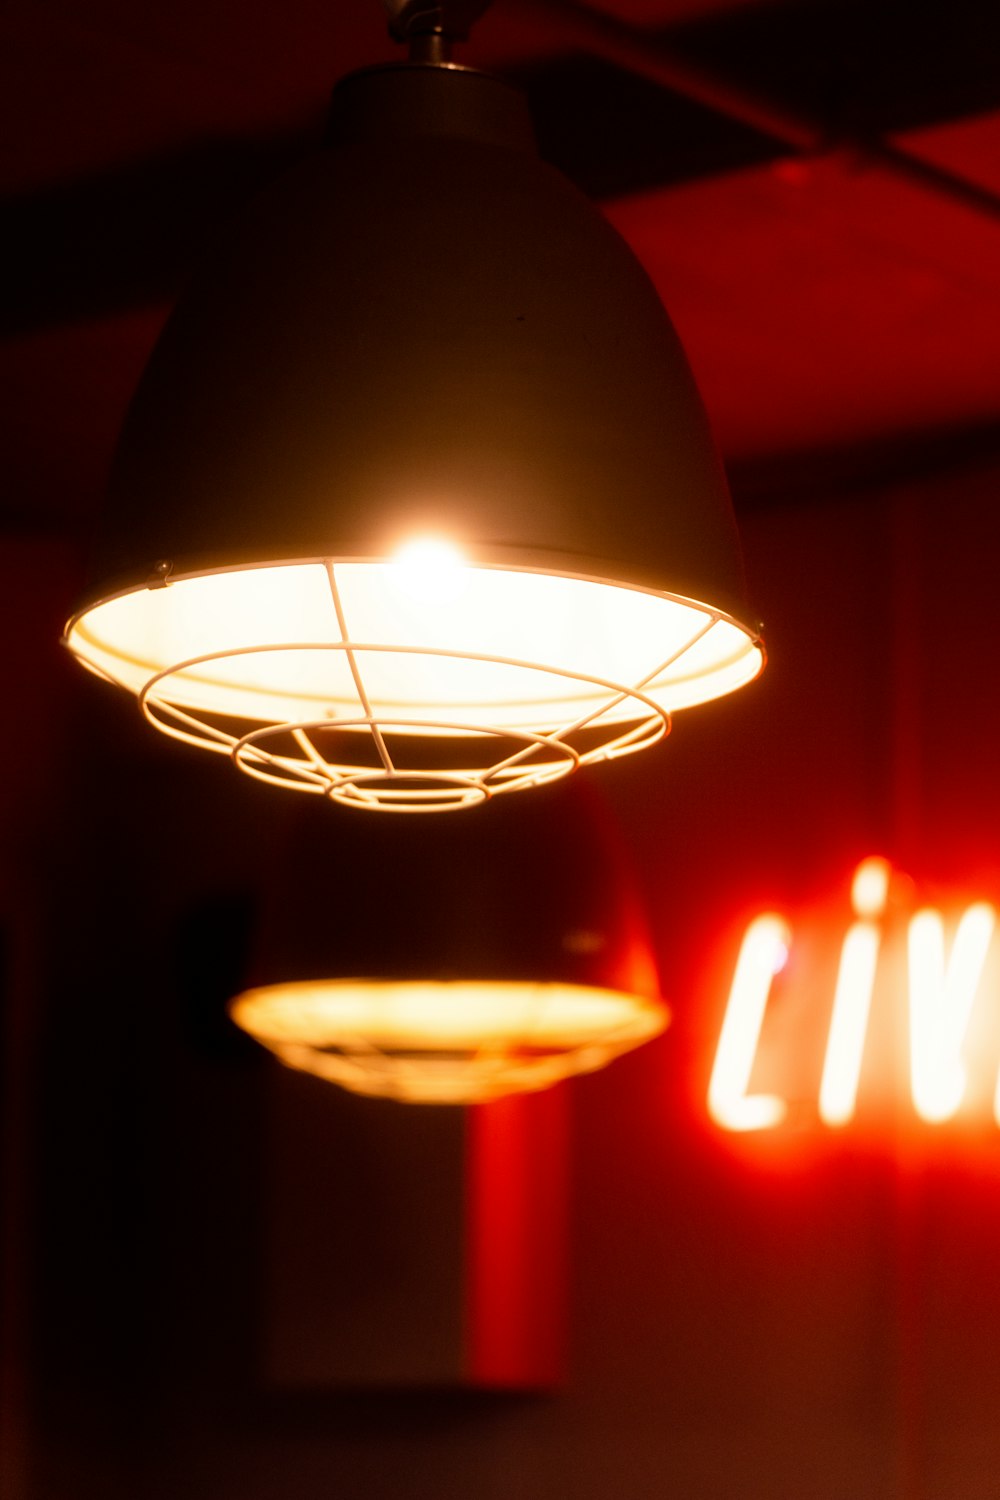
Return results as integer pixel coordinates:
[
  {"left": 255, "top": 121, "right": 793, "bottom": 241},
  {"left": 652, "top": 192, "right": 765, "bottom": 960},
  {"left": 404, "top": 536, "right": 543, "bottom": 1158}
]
[{"left": 520, "top": 0, "right": 1000, "bottom": 225}]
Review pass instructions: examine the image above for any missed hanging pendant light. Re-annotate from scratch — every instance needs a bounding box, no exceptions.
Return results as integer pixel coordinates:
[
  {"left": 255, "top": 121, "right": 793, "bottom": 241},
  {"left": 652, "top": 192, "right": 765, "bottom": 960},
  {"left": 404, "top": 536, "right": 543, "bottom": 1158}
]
[
  {"left": 64, "top": 0, "right": 764, "bottom": 813},
  {"left": 227, "top": 782, "right": 667, "bottom": 1103},
  {"left": 230, "top": 979, "right": 665, "bottom": 1104}
]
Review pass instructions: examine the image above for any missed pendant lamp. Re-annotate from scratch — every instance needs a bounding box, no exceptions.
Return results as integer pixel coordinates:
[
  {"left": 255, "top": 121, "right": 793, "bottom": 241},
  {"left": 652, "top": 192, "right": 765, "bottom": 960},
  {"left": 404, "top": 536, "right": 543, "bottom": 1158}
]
[
  {"left": 64, "top": 1, "right": 764, "bottom": 813},
  {"left": 227, "top": 782, "right": 667, "bottom": 1103}
]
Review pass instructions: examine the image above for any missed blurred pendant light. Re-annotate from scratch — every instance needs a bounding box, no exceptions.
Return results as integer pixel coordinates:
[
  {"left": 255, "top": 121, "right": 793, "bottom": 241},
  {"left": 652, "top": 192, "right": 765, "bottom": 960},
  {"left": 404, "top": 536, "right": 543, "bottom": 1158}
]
[
  {"left": 227, "top": 781, "right": 667, "bottom": 1103},
  {"left": 64, "top": 0, "right": 764, "bottom": 813},
  {"left": 231, "top": 979, "right": 664, "bottom": 1103}
]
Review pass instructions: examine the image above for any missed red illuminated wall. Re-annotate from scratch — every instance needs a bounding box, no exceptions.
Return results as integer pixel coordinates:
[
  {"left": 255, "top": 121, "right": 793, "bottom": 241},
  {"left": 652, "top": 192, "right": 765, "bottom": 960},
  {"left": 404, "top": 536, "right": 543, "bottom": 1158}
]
[{"left": 577, "top": 454, "right": 1000, "bottom": 1499}]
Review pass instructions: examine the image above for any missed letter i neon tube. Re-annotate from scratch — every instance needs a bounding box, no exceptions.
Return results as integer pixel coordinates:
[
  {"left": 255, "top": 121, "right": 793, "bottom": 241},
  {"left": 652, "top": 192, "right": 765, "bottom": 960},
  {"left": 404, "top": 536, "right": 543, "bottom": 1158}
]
[
  {"left": 909, "top": 902, "right": 994, "bottom": 1123},
  {"left": 818, "top": 858, "right": 890, "bottom": 1127}
]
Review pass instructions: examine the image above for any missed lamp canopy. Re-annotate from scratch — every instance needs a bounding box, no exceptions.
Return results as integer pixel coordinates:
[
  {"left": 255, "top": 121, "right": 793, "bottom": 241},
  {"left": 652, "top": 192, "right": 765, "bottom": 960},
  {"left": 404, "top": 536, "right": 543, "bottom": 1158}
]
[{"left": 66, "top": 54, "right": 763, "bottom": 812}]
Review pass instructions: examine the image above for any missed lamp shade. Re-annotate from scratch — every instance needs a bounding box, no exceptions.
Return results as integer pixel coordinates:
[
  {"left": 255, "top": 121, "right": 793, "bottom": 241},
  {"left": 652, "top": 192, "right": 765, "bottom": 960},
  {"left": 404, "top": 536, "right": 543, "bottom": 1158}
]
[
  {"left": 228, "top": 782, "right": 667, "bottom": 1103},
  {"left": 65, "top": 61, "right": 763, "bottom": 812}
]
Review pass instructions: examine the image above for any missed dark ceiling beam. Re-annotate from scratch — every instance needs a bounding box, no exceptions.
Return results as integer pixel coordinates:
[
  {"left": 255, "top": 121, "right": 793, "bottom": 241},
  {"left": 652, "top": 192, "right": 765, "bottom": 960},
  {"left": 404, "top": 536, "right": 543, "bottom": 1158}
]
[
  {"left": 1, "top": 133, "right": 307, "bottom": 339},
  {"left": 6, "top": 0, "right": 1000, "bottom": 339},
  {"left": 518, "top": 0, "right": 822, "bottom": 151},
  {"left": 2, "top": 96, "right": 766, "bottom": 338},
  {"left": 521, "top": 0, "right": 1000, "bottom": 224},
  {"left": 728, "top": 418, "right": 1000, "bottom": 514}
]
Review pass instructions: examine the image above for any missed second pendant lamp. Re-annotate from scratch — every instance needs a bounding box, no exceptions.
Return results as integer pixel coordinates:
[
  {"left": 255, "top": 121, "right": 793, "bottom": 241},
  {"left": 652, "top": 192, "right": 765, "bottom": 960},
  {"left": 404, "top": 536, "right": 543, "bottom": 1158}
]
[
  {"left": 65, "top": 5, "right": 764, "bottom": 813},
  {"left": 227, "top": 779, "right": 667, "bottom": 1103}
]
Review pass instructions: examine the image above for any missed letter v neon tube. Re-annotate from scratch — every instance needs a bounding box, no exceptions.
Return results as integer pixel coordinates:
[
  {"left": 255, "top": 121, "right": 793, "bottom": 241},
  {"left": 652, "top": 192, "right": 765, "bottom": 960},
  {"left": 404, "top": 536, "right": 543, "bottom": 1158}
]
[{"left": 908, "top": 902, "right": 995, "bottom": 1123}]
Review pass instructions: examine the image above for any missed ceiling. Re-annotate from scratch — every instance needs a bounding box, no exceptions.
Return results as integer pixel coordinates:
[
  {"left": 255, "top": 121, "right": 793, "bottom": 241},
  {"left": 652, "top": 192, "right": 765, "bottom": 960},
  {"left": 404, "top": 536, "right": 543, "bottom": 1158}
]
[{"left": 3, "top": 0, "right": 1000, "bottom": 538}]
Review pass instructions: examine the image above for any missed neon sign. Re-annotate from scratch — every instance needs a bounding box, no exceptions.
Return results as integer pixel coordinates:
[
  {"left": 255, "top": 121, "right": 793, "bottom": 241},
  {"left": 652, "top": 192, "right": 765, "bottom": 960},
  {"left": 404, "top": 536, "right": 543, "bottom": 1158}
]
[{"left": 708, "top": 858, "right": 1000, "bottom": 1131}]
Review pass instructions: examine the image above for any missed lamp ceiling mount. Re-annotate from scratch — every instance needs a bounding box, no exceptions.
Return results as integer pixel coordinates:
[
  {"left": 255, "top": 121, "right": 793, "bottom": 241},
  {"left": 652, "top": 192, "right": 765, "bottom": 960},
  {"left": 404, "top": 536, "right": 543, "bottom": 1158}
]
[{"left": 385, "top": 0, "right": 492, "bottom": 62}]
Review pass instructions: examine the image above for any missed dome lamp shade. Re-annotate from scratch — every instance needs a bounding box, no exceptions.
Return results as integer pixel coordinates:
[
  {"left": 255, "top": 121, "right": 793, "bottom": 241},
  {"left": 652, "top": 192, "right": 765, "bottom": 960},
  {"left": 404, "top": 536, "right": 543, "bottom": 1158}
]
[{"left": 64, "top": 59, "right": 764, "bottom": 813}]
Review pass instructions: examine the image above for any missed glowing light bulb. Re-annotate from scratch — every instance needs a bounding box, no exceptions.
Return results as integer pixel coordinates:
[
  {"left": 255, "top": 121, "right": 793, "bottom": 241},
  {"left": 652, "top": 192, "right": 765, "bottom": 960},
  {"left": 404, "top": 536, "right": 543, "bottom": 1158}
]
[{"left": 391, "top": 537, "right": 469, "bottom": 605}]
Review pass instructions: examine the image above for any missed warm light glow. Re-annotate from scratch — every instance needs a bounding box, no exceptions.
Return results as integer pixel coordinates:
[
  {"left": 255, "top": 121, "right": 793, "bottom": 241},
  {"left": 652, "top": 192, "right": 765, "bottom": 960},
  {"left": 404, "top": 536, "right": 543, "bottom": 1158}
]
[
  {"left": 817, "top": 859, "right": 889, "bottom": 1126},
  {"left": 708, "top": 915, "right": 790, "bottom": 1131},
  {"left": 908, "top": 903, "right": 995, "bottom": 1123},
  {"left": 65, "top": 557, "right": 763, "bottom": 811},
  {"left": 228, "top": 979, "right": 668, "bottom": 1103},
  {"left": 712, "top": 859, "right": 1000, "bottom": 1134},
  {"left": 850, "top": 855, "right": 891, "bottom": 920},
  {"left": 390, "top": 538, "right": 469, "bottom": 604}
]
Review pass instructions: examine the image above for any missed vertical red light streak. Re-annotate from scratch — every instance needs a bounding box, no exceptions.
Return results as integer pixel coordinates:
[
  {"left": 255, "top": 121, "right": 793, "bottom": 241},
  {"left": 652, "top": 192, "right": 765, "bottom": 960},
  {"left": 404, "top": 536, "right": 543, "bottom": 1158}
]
[{"left": 463, "top": 1087, "right": 568, "bottom": 1388}]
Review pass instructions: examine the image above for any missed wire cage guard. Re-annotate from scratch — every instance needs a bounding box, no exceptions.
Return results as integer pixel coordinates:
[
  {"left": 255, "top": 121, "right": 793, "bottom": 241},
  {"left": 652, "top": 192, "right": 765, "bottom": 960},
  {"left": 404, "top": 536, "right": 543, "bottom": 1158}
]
[{"left": 66, "top": 556, "right": 763, "bottom": 812}]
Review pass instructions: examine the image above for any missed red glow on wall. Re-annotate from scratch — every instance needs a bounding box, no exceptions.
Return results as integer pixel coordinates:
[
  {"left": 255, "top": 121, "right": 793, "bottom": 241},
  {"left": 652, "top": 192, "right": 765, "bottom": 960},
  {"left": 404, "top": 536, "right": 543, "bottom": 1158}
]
[{"left": 463, "top": 1087, "right": 568, "bottom": 1388}]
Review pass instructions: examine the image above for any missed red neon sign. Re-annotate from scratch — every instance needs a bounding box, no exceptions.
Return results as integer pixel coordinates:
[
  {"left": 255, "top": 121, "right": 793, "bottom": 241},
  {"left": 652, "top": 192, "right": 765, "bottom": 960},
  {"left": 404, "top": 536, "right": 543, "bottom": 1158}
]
[{"left": 708, "top": 859, "right": 999, "bottom": 1131}]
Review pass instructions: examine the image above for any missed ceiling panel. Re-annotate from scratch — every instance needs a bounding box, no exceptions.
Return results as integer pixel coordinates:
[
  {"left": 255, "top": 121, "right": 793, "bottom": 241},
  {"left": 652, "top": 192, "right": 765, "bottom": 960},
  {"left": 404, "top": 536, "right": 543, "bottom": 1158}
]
[{"left": 3, "top": 0, "right": 1000, "bottom": 528}]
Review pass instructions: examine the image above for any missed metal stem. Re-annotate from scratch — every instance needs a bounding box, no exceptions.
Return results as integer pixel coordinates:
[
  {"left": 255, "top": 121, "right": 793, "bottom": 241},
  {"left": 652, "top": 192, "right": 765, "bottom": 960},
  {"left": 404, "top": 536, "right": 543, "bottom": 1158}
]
[{"left": 384, "top": 1, "right": 492, "bottom": 62}]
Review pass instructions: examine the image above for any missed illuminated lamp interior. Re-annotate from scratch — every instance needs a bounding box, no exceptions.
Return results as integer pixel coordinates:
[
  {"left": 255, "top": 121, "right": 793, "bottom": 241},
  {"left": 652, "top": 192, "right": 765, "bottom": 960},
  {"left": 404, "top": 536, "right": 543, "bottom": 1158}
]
[
  {"left": 228, "top": 979, "right": 668, "bottom": 1104},
  {"left": 66, "top": 549, "right": 763, "bottom": 813}
]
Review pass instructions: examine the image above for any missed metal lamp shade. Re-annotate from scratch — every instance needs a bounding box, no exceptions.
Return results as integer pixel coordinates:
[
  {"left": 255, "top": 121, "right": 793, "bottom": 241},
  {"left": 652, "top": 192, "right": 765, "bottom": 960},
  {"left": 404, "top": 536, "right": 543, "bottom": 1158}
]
[{"left": 65, "top": 63, "right": 763, "bottom": 812}]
